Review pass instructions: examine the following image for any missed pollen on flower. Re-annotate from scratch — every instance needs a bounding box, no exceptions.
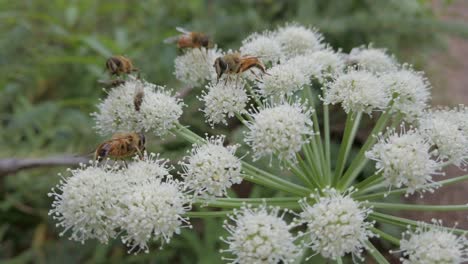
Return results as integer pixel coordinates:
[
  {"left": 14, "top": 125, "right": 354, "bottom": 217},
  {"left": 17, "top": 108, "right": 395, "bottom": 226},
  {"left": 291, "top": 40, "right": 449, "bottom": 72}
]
[
  {"left": 275, "top": 23, "right": 324, "bottom": 58},
  {"left": 288, "top": 49, "right": 345, "bottom": 82},
  {"left": 323, "top": 70, "right": 390, "bottom": 114},
  {"left": 117, "top": 178, "right": 191, "bottom": 254},
  {"left": 298, "top": 188, "right": 375, "bottom": 260},
  {"left": 399, "top": 220, "right": 468, "bottom": 264},
  {"left": 180, "top": 135, "right": 242, "bottom": 198},
  {"left": 256, "top": 61, "right": 309, "bottom": 97},
  {"left": 92, "top": 77, "right": 183, "bottom": 136},
  {"left": 200, "top": 81, "right": 249, "bottom": 126},
  {"left": 48, "top": 163, "right": 123, "bottom": 244},
  {"left": 380, "top": 68, "right": 431, "bottom": 121},
  {"left": 245, "top": 101, "right": 314, "bottom": 162},
  {"left": 174, "top": 47, "right": 222, "bottom": 86},
  {"left": 366, "top": 127, "right": 443, "bottom": 196},
  {"left": 348, "top": 46, "right": 398, "bottom": 73},
  {"left": 221, "top": 204, "right": 300, "bottom": 264},
  {"left": 240, "top": 31, "right": 283, "bottom": 65},
  {"left": 419, "top": 105, "right": 468, "bottom": 168}
]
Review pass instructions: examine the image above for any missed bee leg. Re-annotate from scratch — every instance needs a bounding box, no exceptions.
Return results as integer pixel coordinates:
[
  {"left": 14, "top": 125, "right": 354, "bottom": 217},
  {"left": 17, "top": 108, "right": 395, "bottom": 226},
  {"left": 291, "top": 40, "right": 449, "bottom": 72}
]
[
  {"left": 199, "top": 47, "right": 208, "bottom": 63},
  {"left": 135, "top": 146, "right": 144, "bottom": 160},
  {"left": 122, "top": 159, "right": 128, "bottom": 168},
  {"left": 235, "top": 75, "right": 240, "bottom": 88}
]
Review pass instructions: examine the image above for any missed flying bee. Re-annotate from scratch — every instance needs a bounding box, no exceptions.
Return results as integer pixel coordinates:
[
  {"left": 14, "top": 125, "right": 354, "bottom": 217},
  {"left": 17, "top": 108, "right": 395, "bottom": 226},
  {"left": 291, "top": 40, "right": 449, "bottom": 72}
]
[
  {"left": 94, "top": 132, "right": 146, "bottom": 162},
  {"left": 164, "top": 27, "right": 213, "bottom": 50},
  {"left": 133, "top": 86, "right": 144, "bottom": 112},
  {"left": 105, "top": 55, "right": 138, "bottom": 76},
  {"left": 213, "top": 53, "right": 268, "bottom": 84}
]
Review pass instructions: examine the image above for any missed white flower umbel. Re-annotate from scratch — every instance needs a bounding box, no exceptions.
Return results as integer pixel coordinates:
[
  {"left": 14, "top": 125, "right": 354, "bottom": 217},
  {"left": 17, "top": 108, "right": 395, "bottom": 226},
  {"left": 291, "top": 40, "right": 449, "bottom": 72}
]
[
  {"left": 275, "top": 24, "right": 323, "bottom": 58},
  {"left": 245, "top": 101, "right": 314, "bottom": 162},
  {"left": 48, "top": 164, "right": 122, "bottom": 244},
  {"left": 323, "top": 71, "right": 389, "bottom": 114},
  {"left": 92, "top": 77, "right": 183, "bottom": 136},
  {"left": 222, "top": 205, "right": 300, "bottom": 264},
  {"left": 118, "top": 178, "right": 191, "bottom": 253},
  {"left": 380, "top": 68, "right": 431, "bottom": 121},
  {"left": 366, "top": 128, "right": 442, "bottom": 196},
  {"left": 288, "top": 49, "right": 345, "bottom": 82},
  {"left": 257, "top": 62, "right": 308, "bottom": 97},
  {"left": 92, "top": 77, "right": 146, "bottom": 135},
  {"left": 124, "top": 152, "right": 172, "bottom": 184},
  {"left": 419, "top": 106, "right": 468, "bottom": 168},
  {"left": 174, "top": 47, "right": 222, "bottom": 86},
  {"left": 200, "top": 81, "right": 249, "bottom": 126},
  {"left": 240, "top": 32, "right": 283, "bottom": 65},
  {"left": 299, "top": 188, "right": 375, "bottom": 260},
  {"left": 180, "top": 135, "right": 242, "bottom": 198},
  {"left": 348, "top": 46, "right": 398, "bottom": 73},
  {"left": 399, "top": 220, "right": 468, "bottom": 264}
]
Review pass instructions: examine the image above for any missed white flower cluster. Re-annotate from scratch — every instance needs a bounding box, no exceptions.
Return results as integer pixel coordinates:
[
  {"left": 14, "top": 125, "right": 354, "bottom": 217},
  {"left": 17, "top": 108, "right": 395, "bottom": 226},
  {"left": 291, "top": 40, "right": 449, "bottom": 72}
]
[
  {"left": 399, "top": 220, "right": 468, "bottom": 264},
  {"left": 200, "top": 80, "right": 249, "bottom": 126},
  {"left": 299, "top": 188, "right": 375, "bottom": 260},
  {"left": 245, "top": 101, "right": 314, "bottom": 162},
  {"left": 289, "top": 49, "right": 345, "bottom": 82},
  {"left": 366, "top": 128, "right": 442, "bottom": 196},
  {"left": 174, "top": 47, "right": 222, "bottom": 86},
  {"left": 222, "top": 205, "right": 300, "bottom": 264},
  {"left": 240, "top": 31, "right": 282, "bottom": 65},
  {"left": 49, "top": 155, "right": 191, "bottom": 253},
  {"left": 348, "top": 46, "right": 398, "bottom": 73},
  {"left": 257, "top": 62, "right": 309, "bottom": 97},
  {"left": 419, "top": 106, "right": 468, "bottom": 168},
  {"left": 324, "top": 70, "right": 389, "bottom": 114},
  {"left": 92, "top": 77, "right": 183, "bottom": 136},
  {"left": 275, "top": 23, "right": 324, "bottom": 58},
  {"left": 180, "top": 136, "right": 242, "bottom": 198}
]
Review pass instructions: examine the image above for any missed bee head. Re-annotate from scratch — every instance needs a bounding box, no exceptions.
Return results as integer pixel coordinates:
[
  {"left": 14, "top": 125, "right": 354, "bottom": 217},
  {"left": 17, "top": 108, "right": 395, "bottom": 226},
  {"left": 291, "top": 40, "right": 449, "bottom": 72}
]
[
  {"left": 214, "top": 57, "right": 228, "bottom": 83},
  {"left": 201, "top": 35, "right": 211, "bottom": 48},
  {"left": 106, "top": 57, "right": 122, "bottom": 75}
]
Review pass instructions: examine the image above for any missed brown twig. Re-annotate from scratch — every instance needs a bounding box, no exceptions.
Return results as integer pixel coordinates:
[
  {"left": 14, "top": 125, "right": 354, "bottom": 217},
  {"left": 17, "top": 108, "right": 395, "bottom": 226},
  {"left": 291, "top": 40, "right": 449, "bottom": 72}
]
[{"left": 0, "top": 156, "right": 89, "bottom": 177}]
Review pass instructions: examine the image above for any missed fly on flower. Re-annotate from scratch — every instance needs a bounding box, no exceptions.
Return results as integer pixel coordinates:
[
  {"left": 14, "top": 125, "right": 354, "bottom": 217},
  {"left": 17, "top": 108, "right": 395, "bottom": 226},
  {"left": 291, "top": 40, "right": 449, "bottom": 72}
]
[
  {"left": 164, "top": 27, "right": 213, "bottom": 50},
  {"left": 213, "top": 52, "right": 268, "bottom": 85},
  {"left": 94, "top": 132, "right": 146, "bottom": 163}
]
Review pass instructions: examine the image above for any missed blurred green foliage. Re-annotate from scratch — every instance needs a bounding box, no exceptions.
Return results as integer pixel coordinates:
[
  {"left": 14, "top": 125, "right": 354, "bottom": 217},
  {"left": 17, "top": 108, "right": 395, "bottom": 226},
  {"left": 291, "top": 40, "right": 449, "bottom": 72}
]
[{"left": 0, "top": 0, "right": 466, "bottom": 262}]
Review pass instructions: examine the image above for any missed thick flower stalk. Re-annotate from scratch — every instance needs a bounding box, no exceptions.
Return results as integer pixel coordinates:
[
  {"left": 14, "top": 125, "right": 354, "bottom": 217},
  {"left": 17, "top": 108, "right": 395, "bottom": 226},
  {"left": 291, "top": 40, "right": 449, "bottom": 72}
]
[{"left": 50, "top": 22, "right": 468, "bottom": 263}]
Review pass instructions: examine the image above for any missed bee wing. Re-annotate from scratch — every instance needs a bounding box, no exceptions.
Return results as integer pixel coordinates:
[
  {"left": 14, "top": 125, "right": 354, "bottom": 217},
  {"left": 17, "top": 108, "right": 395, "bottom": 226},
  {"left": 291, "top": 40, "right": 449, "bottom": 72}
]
[
  {"left": 176, "top": 26, "right": 191, "bottom": 34},
  {"left": 163, "top": 35, "right": 180, "bottom": 44}
]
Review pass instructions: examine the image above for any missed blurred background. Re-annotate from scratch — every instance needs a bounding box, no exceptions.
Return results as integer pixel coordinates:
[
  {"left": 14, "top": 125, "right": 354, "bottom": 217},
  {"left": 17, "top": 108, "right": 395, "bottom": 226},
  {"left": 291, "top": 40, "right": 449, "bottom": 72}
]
[{"left": 1, "top": 0, "right": 467, "bottom": 263}]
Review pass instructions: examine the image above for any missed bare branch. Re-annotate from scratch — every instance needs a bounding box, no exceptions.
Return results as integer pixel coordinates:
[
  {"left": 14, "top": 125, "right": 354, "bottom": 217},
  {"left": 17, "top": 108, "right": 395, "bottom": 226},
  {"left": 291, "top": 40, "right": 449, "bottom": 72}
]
[{"left": 0, "top": 156, "right": 89, "bottom": 177}]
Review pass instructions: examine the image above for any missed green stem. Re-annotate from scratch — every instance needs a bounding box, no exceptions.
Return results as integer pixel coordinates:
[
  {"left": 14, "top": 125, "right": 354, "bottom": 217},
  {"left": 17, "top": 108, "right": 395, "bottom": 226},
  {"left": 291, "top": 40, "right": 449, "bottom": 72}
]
[
  {"left": 323, "top": 104, "right": 331, "bottom": 177},
  {"left": 370, "top": 227, "right": 400, "bottom": 246},
  {"left": 368, "top": 202, "right": 468, "bottom": 211},
  {"left": 364, "top": 240, "right": 390, "bottom": 264},
  {"left": 185, "top": 211, "right": 232, "bottom": 218},
  {"left": 333, "top": 111, "right": 362, "bottom": 185},
  {"left": 296, "top": 154, "right": 320, "bottom": 188},
  {"left": 369, "top": 212, "right": 468, "bottom": 235},
  {"left": 245, "top": 83, "right": 262, "bottom": 106},
  {"left": 338, "top": 110, "right": 392, "bottom": 190},
  {"left": 286, "top": 158, "right": 315, "bottom": 189},
  {"left": 353, "top": 172, "right": 382, "bottom": 191},
  {"left": 336, "top": 257, "right": 343, "bottom": 264},
  {"left": 194, "top": 197, "right": 302, "bottom": 209},
  {"left": 355, "top": 174, "right": 468, "bottom": 200}
]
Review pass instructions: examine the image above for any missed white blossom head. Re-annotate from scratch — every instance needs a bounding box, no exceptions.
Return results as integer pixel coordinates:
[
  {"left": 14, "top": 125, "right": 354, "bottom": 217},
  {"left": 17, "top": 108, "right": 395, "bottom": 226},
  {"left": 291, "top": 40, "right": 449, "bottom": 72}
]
[
  {"left": 92, "top": 77, "right": 183, "bottom": 136},
  {"left": 124, "top": 152, "right": 172, "bottom": 184},
  {"left": 256, "top": 61, "right": 308, "bottom": 97},
  {"left": 221, "top": 204, "right": 300, "bottom": 264},
  {"left": 240, "top": 31, "right": 283, "bottom": 65},
  {"left": 200, "top": 81, "right": 249, "bottom": 126},
  {"left": 399, "top": 220, "right": 468, "bottom": 264},
  {"left": 366, "top": 127, "right": 442, "bottom": 196},
  {"left": 48, "top": 164, "right": 123, "bottom": 244},
  {"left": 299, "top": 188, "right": 375, "bottom": 260},
  {"left": 117, "top": 178, "right": 191, "bottom": 253},
  {"left": 288, "top": 49, "right": 345, "bottom": 82},
  {"left": 323, "top": 70, "right": 390, "bottom": 114},
  {"left": 245, "top": 101, "right": 314, "bottom": 162},
  {"left": 275, "top": 23, "right": 323, "bottom": 58},
  {"left": 174, "top": 47, "right": 222, "bottom": 86},
  {"left": 380, "top": 68, "right": 431, "bottom": 121},
  {"left": 180, "top": 135, "right": 242, "bottom": 198},
  {"left": 419, "top": 106, "right": 468, "bottom": 168},
  {"left": 348, "top": 46, "right": 398, "bottom": 73}
]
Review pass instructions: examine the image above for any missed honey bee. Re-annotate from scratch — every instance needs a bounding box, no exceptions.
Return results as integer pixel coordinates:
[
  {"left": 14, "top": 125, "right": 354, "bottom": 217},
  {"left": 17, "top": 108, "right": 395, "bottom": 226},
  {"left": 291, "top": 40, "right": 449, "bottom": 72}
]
[
  {"left": 133, "top": 87, "right": 144, "bottom": 112},
  {"left": 105, "top": 55, "right": 138, "bottom": 76},
  {"left": 164, "top": 27, "right": 212, "bottom": 49},
  {"left": 213, "top": 53, "right": 268, "bottom": 83},
  {"left": 94, "top": 132, "right": 146, "bottom": 162}
]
